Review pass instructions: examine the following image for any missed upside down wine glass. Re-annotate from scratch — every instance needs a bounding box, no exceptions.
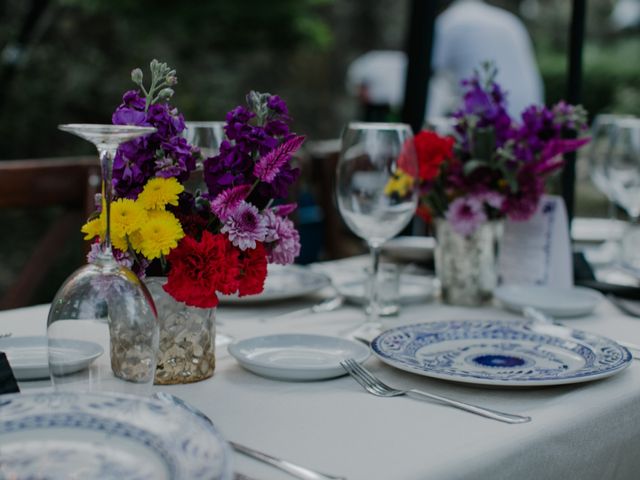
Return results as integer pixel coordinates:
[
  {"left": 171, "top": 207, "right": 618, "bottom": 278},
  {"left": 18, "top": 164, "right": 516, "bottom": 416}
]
[
  {"left": 336, "top": 122, "right": 418, "bottom": 335},
  {"left": 47, "top": 124, "right": 159, "bottom": 395}
]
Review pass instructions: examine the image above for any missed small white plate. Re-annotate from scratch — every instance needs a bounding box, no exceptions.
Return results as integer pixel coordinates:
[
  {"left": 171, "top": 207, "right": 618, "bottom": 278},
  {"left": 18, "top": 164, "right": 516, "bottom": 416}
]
[
  {"left": 0, "top": 336, "right": 103, "bottom": 381},
  {"left": 337, "top": 274, "right": 435, "bottom": 305},
  {"left": 381, "top": 236, "right": 436, "bottom": 263},
  {"left": 228, "top": 334, "right": 370, "bottom": 381},
  {"left": 494, "top": 285, "right": 603, "bottom": 318},
  {"left": 571, "top": 218, "right": 626, "bottom": 243},
  {"left": 220, "top": 264, "right": 330, "bottom": 304}
]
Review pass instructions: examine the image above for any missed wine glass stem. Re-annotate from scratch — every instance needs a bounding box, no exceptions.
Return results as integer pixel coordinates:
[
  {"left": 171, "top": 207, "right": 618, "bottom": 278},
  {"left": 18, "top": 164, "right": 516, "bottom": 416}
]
[
  {"left": 366, "top": 244, "right": 382, "bottom": 323},
  {"left": 98, "top": 147, "right": 116, "bottom": 257}
]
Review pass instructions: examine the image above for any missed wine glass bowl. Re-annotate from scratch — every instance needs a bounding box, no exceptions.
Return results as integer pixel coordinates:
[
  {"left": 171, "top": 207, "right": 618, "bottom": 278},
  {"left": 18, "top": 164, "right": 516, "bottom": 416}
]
[
  {"left": 48, "top": 124, "right": 159, "bottom": 395},
  {"left": 336, "top": 122, "right": 418, "bottom": 327}
]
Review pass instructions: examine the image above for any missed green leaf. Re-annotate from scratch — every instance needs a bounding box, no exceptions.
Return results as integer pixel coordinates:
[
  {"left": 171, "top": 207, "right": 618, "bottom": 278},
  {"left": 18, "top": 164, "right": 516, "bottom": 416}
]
[
  {"left": 470, "top": 127, "right": 496, "bottom": 162},
  {"left": 463, "top": 159, "right": 489, "bottom": 176}
]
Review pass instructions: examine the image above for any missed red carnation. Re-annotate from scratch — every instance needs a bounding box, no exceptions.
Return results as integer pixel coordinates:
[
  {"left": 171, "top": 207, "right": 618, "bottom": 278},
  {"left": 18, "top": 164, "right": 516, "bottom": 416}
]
[
  {"left": 237, "top": 242, "right": 268, "bottom": 297},
  {"left": 164, "top": 231, "right": 240, "bottom": 308},
  {"left": 414, "top": 130, "right": 454, "bottom": 182}
]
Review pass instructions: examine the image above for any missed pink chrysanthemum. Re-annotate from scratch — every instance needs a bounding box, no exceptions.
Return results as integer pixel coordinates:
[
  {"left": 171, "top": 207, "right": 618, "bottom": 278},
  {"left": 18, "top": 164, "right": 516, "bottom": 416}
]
[
  {"left": 445, "top": 196, "right": 487, "bottom": 237},
  {"left": 264, "top": 210, "right": 301, "bottom": 265},
  {"left": 221, "top": 201, "right": 267, "bottom": 250}
]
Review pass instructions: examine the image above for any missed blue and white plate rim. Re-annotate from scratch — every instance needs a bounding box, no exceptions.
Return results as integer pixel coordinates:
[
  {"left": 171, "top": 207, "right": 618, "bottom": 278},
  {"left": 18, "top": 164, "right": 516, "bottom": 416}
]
[{"left": 370, "top": 319, "right": 632, "bottom": 387}]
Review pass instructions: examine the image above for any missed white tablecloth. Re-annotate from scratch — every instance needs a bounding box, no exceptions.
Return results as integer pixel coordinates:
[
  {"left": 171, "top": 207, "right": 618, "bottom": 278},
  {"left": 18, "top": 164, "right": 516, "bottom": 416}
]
[{"left": 2, "top": 259, "right": 640, "bottom": 480}]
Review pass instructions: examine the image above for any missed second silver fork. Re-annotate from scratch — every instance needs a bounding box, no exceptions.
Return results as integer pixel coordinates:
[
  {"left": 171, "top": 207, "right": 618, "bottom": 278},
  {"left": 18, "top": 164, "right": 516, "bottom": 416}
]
[{"left": 340, "top": 359, "right": 531, "bottom": 424}]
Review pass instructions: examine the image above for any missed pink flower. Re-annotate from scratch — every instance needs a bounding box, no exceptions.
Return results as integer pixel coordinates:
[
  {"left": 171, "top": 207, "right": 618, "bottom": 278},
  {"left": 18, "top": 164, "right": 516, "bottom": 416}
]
[
  {"left": 221, "top": 201, "right": 267, "bottom": 250},
  {"left": 254, "top": 135, "right": 305, "bottom": 184},
  {"left": 264, "top": 210, "right": 301, "bottom": 265},
  {"left": 474, "top": 191, "right": 505, "bottom": 211},
  {"left": 211, "top": 184, "right": 252, "bottom": 222},
  {"left": 445, "top": 196, "right": 487, "bottom": 236}
]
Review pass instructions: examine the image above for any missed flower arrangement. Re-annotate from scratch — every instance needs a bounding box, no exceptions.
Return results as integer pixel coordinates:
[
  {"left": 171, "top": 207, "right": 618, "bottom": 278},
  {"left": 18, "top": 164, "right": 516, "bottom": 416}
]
[
  {"left": 402, "top": 64, "right": 589, "bottom": 236},
  {"left": 82, "top": 60, "right": 303, "bottom": 308}
]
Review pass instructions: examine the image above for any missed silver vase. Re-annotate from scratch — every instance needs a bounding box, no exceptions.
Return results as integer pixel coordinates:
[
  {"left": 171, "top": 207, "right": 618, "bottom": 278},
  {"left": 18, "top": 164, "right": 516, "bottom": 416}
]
[
  {"left": 435, "top": 220, "right": 502, "bottom": 306},
  {"left": 145, "top": 277, "right": 216, "bottom": 384}
]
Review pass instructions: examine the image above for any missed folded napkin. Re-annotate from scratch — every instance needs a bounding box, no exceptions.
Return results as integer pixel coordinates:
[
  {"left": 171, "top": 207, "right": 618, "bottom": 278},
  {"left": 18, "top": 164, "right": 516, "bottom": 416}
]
[{"left": 0, "top": 352, "right": 20, "bottom": 394}]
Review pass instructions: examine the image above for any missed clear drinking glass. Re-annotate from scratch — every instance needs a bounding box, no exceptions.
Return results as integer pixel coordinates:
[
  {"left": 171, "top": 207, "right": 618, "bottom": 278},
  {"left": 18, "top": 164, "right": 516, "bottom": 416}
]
[
  {"left": 588, "top": 114, "right": 624, "bottom": 206},
  {"left": 183, "top": 121, "right": 234, "bottom": 347},
  {"left": 606, "top": 117, "right": 640, "bottom": 270},
  {"left": 47, "top": 124, "right": 159, "bottom": 396},
  {"left": 336, "top": 122, "right": 418, "bottom": 333}
]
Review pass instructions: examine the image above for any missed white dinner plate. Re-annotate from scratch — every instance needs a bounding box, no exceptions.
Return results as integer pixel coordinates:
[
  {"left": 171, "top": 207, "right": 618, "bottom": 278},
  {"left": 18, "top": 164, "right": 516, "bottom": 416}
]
[
  {"left": 381, "top": 236, "right": 436, "bottom": 263},
  {"left": 0, "top": 392, "right": 232, "bottom": 480},
  {"left": 228, "top": 334, "right": 370, "bottom": 381},
  {"left": 336, "top": 274, "right": 436, "bottom": 305},
  {"left": 371, "top": 320, "right": 632, "bottom": 387},
  {"left": 219, "top": 264, "right": 330, "bottom": 304},
  {"left": 571, "top": 217, "right": 627, "bottom": 243},
  {"left": 494, "top": 285, "right": 602, "bottom": 317},
  {"left": 0, "top": 336, "right": 103, "bottom": 380}
]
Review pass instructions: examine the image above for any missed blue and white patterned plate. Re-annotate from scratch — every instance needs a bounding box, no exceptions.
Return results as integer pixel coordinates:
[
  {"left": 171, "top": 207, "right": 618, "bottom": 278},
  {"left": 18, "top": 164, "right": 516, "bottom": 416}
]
[
  {"left": 0, "top": 392, "right": 233, "bottom": 480},
  {"left": 371, "top": 320, "right": 632, "bottom": 387}
]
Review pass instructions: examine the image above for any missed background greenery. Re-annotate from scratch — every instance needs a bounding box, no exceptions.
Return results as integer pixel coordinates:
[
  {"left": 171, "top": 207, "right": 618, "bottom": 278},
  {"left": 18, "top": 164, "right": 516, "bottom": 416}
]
[{"left": 1, "top": 0, "right": 638, "bottom": 304}]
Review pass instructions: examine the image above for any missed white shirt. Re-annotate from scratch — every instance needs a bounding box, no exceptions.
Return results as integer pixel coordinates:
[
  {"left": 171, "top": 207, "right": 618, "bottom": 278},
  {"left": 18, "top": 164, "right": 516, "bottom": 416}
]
[
  {"left": 345, "top": 50, "right": 407, "bottom": 108},
  {"left": 428, "top": 0, "right": 544, "bottom": 120}
]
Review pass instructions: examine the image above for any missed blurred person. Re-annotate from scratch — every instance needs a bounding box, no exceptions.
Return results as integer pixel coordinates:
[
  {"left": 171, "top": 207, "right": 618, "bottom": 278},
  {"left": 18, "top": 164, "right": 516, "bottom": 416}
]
[
  {"left": 427, "top": 0, "right": 544, "bottom": 120},
  {"left": 345, "top": 50, "right": 407, "bottom": 122}
]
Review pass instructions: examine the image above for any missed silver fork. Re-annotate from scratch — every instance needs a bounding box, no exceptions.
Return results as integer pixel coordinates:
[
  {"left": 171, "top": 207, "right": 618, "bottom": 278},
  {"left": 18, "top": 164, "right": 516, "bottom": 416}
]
[
  {"left": 0, "top": 333, "right": 11, "bottom": 339},
  {"left": 340, "top": 359, "right": 531, "bottom": 424}
]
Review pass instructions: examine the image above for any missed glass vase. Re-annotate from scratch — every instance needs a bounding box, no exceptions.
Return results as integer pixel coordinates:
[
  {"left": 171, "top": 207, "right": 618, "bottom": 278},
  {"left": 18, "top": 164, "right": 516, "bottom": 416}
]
[
  {"left": 435, "top": 219, "right": 502, "bottom": 306},
  {"left": 145, "top": 277, "right": 216, "bottom": 385}
]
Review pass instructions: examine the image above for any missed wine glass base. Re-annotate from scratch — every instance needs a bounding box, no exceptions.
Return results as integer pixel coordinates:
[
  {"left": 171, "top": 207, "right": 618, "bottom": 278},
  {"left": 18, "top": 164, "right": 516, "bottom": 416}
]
[{"left": 215, "top": 332, "right": 234, "bottom": 348}]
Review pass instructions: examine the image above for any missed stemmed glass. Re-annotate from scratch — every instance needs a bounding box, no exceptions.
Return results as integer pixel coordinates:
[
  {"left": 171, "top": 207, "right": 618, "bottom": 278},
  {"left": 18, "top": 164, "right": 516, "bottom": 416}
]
[
  {"left": 47, "top": 124, "right": 159, "bottom": 395},
  {"left": 183, "top": 121, "right": 234, "bottom": 347},
  {"left": 606, "top": 117, "right": 640, "bottom": 271},
  {"left": 336, "top": 122, "right": 418, "bottom": 335}
]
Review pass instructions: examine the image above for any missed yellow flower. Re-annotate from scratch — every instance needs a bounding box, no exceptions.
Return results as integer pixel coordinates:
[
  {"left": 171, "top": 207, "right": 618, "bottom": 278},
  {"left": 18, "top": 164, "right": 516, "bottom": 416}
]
[
  {"left": 135, "top": 210, "right": 184, "bottom": 259},
  {"left": 384, "top": 169, "right": 414, "bottom": 197},
  {"left": 137, "top": 177, "right": 184, "bottom": 210},
  {"left": 81, "top": 217, "right": 104, "bottom": 241},
  {"left": 111, "top": 198, "right": 147, "bottom": 237}
]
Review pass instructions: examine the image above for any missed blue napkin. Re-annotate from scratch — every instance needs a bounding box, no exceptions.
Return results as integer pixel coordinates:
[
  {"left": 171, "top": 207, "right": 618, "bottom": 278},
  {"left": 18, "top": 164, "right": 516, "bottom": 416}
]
[{"left": 0, "top": 352, "right": 20, "bottom": 394}]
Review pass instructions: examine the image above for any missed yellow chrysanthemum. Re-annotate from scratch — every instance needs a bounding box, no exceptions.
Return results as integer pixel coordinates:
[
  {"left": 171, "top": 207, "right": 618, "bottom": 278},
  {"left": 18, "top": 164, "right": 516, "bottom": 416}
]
[
  {"left": 81, "top": 216, "right": 104, "bottom": 241},
  {"left": 111, "top": 198, "right": 148, "bottom": 237},
  {"left": 384, "top": 169, "right": 414, "bottom": 197},
  {"left": 137, "top": 177, "right": 184, "bottom": 211},
  {"left": 135, "top": 211, "right": 184, "bottom": 260}
]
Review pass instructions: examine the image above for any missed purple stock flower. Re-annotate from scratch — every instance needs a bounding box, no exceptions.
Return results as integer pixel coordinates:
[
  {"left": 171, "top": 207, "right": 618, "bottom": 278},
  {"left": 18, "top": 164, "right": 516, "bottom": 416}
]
[
  {"left": 267, "top": 95, "right": 289, "bottom": 117},
  {"left": 254, "top": 135, "right": 305, "bottom": 184},
  {"left": 221, "top": 201, "right": 267, "bottom": 250},
  {"left": 445, "top": 196, "right": 488, "bottom": 236}
]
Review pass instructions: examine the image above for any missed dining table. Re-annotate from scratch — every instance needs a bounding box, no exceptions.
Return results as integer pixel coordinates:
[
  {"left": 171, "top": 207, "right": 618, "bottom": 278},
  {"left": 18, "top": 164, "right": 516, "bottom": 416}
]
[{"left": 2, "top": 255, "right": 640, "bottom": 480}]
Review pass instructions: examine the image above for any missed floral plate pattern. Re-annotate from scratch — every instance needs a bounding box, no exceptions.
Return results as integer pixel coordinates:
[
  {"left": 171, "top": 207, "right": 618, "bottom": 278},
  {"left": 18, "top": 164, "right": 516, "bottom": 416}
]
[
  {"left": 0, "top": 392, "right": 232, "bottom": 480},
  {"left": 371, "top": 320, "right": 632, "bottom": 387}
]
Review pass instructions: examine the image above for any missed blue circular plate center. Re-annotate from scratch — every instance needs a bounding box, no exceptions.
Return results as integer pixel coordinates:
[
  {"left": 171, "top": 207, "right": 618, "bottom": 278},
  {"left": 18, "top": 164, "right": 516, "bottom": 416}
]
[{"left": 473, "top": 354, "right": 526, "bottom": 368}]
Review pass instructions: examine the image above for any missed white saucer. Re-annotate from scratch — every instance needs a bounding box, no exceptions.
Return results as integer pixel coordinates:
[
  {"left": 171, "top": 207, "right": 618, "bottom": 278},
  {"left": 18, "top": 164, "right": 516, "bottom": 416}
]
[
  {"left": 381, "top": 236, "right": 436, "bottom": 263},
  {"left": 494, "top": 285, "right": 603, "bottom": 318},
  {"left": 336, "top": 274, "right": 435, "bottom": 305},
  {"left": 571, "top": 217, "right": 626, "bottom": 243},
  {"left": 228, "top": 334, "right": 370, "bottom": 381},
  {"left": 0, "top": 336, "right": 104, "bottom": 380}
]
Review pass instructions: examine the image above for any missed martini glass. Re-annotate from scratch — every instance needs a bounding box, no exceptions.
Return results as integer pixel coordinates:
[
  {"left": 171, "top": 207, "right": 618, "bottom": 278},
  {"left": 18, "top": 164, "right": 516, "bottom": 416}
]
[
  {"left": 48, "top": 124, "right": 159, "bottom": 395},
  {"left": 336, "top": 122, "right": 418, "bottom": 337}
]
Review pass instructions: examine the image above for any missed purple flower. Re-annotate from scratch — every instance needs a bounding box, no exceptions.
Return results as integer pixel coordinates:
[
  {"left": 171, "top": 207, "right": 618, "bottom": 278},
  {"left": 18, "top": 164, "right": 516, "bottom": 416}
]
[
  {"left": 474, "top": 191, "right": 504, "bottom": 211},
  {"left": 211, "top": 185, "right": 252, "bottom": 222},
  {"left": 445, "top": 196, "right": 488, "bottom": 236},
  {"left": 267, "top": 95, "right": 289, "bottom": 116},
  {"left": 254, "top": 135, "right": 305, "bottom": 184},
  {"left": 221, "top": 201, "right": 267, "bottom": 250},
  {"left": 264, "top": 210, "right": 300, "bottom": 265}
]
